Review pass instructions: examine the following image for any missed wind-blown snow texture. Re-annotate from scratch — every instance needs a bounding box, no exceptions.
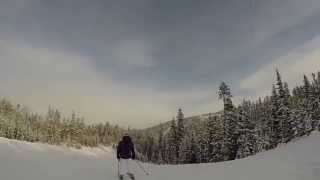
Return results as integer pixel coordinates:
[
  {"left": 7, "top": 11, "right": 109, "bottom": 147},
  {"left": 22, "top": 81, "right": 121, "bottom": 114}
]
[{"left": 1, "top": 132, "right": 320, "bottom": 180}]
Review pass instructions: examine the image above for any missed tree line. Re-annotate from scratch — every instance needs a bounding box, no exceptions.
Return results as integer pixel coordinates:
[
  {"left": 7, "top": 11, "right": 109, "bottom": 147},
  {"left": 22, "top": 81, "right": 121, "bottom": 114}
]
[
  {"left": 0, "top": 102, "right": 122, "bottom": 148},
  {"left": 135, "top": 70, "right": 320, "bottom": 164}
]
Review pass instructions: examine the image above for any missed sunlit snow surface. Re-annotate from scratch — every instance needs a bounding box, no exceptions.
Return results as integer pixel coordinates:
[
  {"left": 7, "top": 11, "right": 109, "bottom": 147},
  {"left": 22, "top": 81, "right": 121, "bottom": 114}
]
[{"left": 1, "top": 132, "right": 320, "bottom": 180}]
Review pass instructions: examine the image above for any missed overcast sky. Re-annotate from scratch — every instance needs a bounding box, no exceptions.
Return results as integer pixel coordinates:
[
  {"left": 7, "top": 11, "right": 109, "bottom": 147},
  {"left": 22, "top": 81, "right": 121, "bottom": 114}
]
[{"left": 1, "top": 0, "right": 320, "bottom": 128}]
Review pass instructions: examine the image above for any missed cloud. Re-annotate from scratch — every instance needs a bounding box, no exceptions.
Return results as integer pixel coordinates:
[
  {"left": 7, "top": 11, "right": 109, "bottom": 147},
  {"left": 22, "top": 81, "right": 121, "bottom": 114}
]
[
  {"left": 0, "top": 39, "right": 111, "bottom": 114},
  {"left": 0, "top": 0, "right": 31, "bottom": 17},
  {"left": 2, "top": 35, "right": 318, "bottom": 128},
  {"left": 239, "top": 36, "right": 320, "bottom": 99},
  {"left": 111, "top": 39, "right": 156, "bottom": 69},
  {"left": 0, "top": 39, "right": 222, "bottom": 128}
]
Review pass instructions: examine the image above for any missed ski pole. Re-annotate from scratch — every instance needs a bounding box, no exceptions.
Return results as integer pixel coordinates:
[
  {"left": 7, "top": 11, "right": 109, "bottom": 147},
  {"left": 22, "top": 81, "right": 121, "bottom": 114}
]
[
  {"left": 134, "top": 160, "right": 150, "bottom": 175},
  {"left": 117, "top": 159, "right": 120, "bottom": 178}
]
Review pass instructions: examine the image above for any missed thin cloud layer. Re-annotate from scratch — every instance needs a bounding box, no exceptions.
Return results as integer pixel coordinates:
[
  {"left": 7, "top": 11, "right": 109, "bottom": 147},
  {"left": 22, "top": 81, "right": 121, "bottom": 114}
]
[
  {"left": 111, "top": 40, "right": 157, "bottom": 69},
  {"left": 239, "top": 36, "right": 320, "bottom": 99},
  {"left": 0, "top": 40, "right": 217, "bottom": 128}
]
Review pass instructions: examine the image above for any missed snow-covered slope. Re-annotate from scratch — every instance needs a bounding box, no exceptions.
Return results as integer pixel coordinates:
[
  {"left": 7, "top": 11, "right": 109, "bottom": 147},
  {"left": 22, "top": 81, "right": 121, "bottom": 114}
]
[{"left": 1, "top": 132, "right": 320, "bottom": 180}]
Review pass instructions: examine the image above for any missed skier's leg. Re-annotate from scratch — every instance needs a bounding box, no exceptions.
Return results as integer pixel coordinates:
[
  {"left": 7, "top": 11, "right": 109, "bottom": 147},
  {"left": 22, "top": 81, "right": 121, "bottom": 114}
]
[
  {"left": 127, "top": 173, "right": 135, "bottom": 180},
  {"left": 119, "top": 159, "right": 127, "bottom": 179},
  {"left": 119, "top": 175, "right": 124, "bottom": 180},
  {"left": 127, "top": 159, "right": 135, "bottom": 180}
]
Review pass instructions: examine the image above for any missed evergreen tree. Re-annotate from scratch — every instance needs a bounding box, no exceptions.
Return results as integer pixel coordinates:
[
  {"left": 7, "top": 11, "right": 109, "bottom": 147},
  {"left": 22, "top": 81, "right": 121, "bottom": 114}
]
[
  {"left": 275, "top": 70, "right": 294, "bottom": 143},
  {"left": 157, "top": 124, "right": 165, "bottom": 164},
  {"left": 167, "top": 118, "right": 178, "bottom": 163},
  {"left": 302, "top": 75, "right": 314, "bottom": 134},
  {"left": 185, "top": 132, "right": 198, "bottom": 164},
  {"left": 176, "top": 108, "right": 185, "bottom": 163},
  {"left": 206, "top": 114, "right": 223, "bottom": 162},
  {"left": 198, "top": 121, "right": 208, "bottom": 163},
  {"left": 236, "top": 104, "right": 257, "bottom": 159},
  {"left": 219, "top": 82, "right": 238, "bottom": 160},
  {"left": 270, "top": 84, "right": 281, "bottom": 148},
  {"left": 311, "top": 73, "right": 320, "bottom": 130}
]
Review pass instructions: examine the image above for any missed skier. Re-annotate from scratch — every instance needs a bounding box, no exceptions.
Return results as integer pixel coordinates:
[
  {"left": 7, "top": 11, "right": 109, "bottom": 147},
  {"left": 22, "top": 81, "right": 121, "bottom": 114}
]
[{"left": 117, "top": 134, "right": 136, "bottom": 180}]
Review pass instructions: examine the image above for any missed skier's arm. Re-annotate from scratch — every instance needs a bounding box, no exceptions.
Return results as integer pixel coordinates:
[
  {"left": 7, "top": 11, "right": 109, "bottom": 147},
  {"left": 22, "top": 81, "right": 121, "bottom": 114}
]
[{"left": 116, "top": 143, "right": 120, "bottom": 160}]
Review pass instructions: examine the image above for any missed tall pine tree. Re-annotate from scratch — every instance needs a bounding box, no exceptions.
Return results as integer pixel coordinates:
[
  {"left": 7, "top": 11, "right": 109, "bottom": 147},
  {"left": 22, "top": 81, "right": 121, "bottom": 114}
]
[
  {"left": 176, "top": 108, "right": 185, "bottom": 163},
  {"left": 219, "top": 82, "right": 238, "bottom": 160}
]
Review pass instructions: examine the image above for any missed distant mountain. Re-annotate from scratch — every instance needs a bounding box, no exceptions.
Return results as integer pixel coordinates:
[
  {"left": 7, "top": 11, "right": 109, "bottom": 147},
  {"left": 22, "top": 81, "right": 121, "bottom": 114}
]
[{"left": 141, "top": 111, "right": 223, "bottom": 138}]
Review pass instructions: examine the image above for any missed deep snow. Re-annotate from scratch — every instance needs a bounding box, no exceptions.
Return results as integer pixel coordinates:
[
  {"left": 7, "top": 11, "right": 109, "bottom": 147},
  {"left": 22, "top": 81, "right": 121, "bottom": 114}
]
[{"left": 0, "top": 132, "right": 320, "bottom": 180}]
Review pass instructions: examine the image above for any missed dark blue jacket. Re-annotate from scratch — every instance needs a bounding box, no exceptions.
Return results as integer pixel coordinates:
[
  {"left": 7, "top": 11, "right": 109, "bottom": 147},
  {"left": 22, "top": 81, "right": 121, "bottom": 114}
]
[{"left": 117, "top": 136, "right": 136, "bottom": 159}]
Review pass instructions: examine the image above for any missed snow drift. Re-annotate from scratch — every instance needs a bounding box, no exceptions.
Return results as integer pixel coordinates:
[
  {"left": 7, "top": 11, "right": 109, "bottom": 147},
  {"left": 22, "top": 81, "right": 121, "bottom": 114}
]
[{"left": 1, "top": 132, "right": 320, "bottom": 180}]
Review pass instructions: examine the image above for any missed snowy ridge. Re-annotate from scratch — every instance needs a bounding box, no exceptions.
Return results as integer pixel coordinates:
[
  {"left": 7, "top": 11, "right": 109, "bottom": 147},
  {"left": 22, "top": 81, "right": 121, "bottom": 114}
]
[{"left": 1, "top": 132, "right": 320, "bottom": 180}]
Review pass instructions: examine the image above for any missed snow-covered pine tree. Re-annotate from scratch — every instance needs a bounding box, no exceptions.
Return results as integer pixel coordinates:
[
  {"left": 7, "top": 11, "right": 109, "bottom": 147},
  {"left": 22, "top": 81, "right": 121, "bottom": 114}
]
[
  {"left": 198, "top": 120, "right": 209, "bottom": 163},
  {"left": 206, "top": 113, "right": 215, "bottom": 162},
  {"left": 256, "top": 97, "right": 271, "bottom": 151},
  {"left": 291, "top": 86, "right": 308, "bottom": 137},
  {"left": 176, "top": 108, "right": 185, "bottom": 163},
  {"left": 275, "top": 70, "right": 293, "bottom": 143},
  {"left": 178, "top": 134, "right": 189, "bottom": 164},
  {"left": 270, "top": 84, "right": 281, "bottom": 148},
  {"left": 206, "top": 113, "right": 223, "bottom": 162},
  {"left": 219, "top": 82, "right": 238, "bottom": 160},
  {"left": 302, "top": 75, "right": 314, "bottom": 134},
  {"left": 236, "top": 102, "right": 257, "bottom": 159},
  {"left": 167, "top": 118, "right": 178, "bottom": 164},
  {"left": 185, "top": 132, "right": 199, "bottom": 164},
  {"left": 283, "top": 82, "right": 294, "bottom": 142},
  {"left": 157, "top": 124, "right": 165, "bottom": 164},
  {"left": 147, "top": 136, "right": 155, "bottom": 161},
  {"left": 162, "top": 138, "right": 168, "bottom": 163},
  {"left": 312, "top": 73, "right": 320, "bottom": 131},
  {"left": 310, "top": 74, "right": 320, "bottom": 131}
]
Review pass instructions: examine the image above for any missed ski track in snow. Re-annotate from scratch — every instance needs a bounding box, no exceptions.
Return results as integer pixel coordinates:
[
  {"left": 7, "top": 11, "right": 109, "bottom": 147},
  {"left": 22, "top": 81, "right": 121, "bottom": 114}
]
[{"left": 1, "top": 132, "right": 320, "bottom": 180}]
